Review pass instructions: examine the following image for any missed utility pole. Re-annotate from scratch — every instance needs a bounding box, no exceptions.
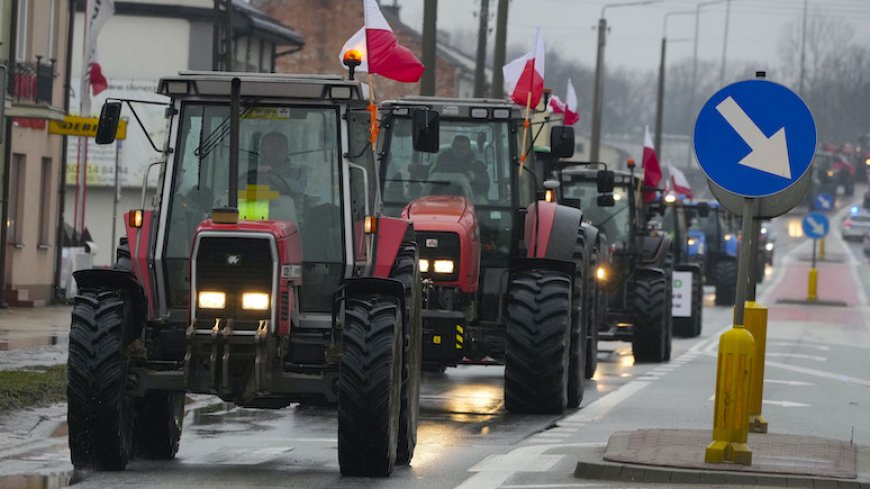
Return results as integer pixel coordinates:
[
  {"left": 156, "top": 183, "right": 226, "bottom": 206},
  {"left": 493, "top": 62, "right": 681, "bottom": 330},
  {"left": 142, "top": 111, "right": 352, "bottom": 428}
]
[
  {"left": 656, "top": 10, "right": 695, "bottom": 159},
  {"left": 687, "top": 0, "right": 724, "bottom": 166},
  {"left": 798, "top": 0, "right": 808, "bottom": 96},
  {"left": 491, "top": 0, "right": 509, "bottom": 99},
  {"left": 473, "top": 0, "right": 490, "bottom": 98},
  {"left": 718, "top": 0, "right": 731, "bottom": 85},
  {"left": 420, "top": 0, "right": 438, "bottom": 96}
]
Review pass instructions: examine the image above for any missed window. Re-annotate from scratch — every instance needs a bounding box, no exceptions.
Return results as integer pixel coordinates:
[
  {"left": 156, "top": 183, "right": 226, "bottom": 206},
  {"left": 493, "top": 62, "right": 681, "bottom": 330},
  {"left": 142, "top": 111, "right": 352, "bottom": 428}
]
[
  {"left": 39, "top": 157, "right": 53, "bottom": 246},
  {"left": 16, "top": 0, "right": 29, "bottom": 62},
  {"left": 8, "top": 154, "right": 26, "bottom": 245}
]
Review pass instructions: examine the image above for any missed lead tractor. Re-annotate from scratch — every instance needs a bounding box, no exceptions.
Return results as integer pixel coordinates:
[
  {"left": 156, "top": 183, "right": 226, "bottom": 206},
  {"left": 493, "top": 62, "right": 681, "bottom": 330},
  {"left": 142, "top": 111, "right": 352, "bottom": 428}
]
[
  {"left": 553, "top": 163, "right": 673, "bottom": 363},
  {"left": 377, "top": 97, "right": 605, "bottom": 413},
  {"left": 68, "top": 72, "right": 422, "bottom": 477}
]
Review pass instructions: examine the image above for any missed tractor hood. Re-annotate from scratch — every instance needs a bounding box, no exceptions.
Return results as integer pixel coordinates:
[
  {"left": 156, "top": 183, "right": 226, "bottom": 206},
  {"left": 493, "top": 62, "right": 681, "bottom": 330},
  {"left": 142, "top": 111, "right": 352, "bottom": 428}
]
[{"left": 402, "top": 195, "right": 473, "bottom": 223}]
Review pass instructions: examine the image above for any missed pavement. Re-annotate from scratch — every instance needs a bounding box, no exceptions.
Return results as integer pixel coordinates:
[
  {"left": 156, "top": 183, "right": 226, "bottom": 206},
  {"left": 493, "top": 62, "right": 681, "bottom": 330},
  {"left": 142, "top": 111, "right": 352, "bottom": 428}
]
[
  {"left": 573, "top": 206, "right": 870, "bottom": 488},
  {"left": 0, "top": 305, "right": 72, "bottom": 370}
]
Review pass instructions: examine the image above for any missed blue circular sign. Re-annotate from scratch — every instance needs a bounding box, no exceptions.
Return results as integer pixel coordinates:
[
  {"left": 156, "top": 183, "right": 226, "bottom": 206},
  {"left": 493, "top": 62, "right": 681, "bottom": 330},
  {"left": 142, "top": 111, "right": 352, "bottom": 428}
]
[
  {"left": 813, "top": 193, "right": 834, "bottom": 211},
  {"left": 693, "top": 79, "right": 816, "bottom": 198},
  {"left": 801, "top": 212, "right": 829, "bottom": 240}
]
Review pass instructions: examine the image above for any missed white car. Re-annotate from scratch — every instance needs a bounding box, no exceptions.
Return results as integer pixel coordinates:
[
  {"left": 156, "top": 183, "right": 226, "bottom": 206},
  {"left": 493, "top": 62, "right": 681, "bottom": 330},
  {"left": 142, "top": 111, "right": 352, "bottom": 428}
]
[{"left": 841, "top": 211, "right": 870, "bottom": 241}]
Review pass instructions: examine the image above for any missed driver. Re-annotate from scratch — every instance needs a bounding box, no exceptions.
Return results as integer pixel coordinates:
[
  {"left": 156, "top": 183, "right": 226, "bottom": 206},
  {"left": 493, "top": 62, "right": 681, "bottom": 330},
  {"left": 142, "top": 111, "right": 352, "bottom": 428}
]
[
  {"left": 432, "top": 135, "right": 490, "bottom": 197},
  {"left": 257, "top": 131, "right": 308, "bottom": 202}
]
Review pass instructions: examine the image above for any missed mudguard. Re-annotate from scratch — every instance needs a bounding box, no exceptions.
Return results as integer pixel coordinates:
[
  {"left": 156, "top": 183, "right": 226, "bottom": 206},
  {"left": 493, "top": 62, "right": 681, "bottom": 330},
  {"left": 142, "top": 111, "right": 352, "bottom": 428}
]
[
  {"left": 73, "top": 268, "right": 148, "bottom": 338},
  {"left": 510, "top": 257, "right": 576, "bottom": 280},
  {"left": 371, "top": 217, "right": 414, "bottom": 279},
  {"left": 524, "top": 201, "right": 584, "bottom": 263},
  {"left": 338, "top": 277, "right": 406, "bottom": 316},
  {"left": 641, "top": 234, "right": 671, "bottom": 267}
]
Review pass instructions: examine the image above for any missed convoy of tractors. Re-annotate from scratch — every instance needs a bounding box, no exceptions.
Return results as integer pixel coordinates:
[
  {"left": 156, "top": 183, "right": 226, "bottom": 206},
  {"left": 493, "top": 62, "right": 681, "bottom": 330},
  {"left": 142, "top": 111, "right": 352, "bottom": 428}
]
[{"left": 65, "top": 68, "right": 756, "bottom": 477}]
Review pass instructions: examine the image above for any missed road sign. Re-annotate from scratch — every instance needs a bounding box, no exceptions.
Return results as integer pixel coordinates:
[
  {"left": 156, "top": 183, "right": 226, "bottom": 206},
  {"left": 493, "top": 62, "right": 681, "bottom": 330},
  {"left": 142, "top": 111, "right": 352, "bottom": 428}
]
[
  {"left": 707, "top": 167, "right": 812, "bottom": 218},
  {"left": 693, "top": 79, "right": 816, "bottom": 198},
  {"left": 48, "top": 115, "right": 128, "bottom": 140},
  {"left": 814, "top": 193, "right": 834, "bottom": 211},
  {"left": 802, "top": 212, "right": 829, "bottom": 240}
]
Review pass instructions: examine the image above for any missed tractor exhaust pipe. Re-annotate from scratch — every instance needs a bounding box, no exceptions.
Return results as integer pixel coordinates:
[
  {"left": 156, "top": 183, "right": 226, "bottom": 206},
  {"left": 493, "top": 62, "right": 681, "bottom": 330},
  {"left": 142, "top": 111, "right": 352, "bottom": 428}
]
[{"left": 228, "top": 77, "right": 241, "bottom": 209}]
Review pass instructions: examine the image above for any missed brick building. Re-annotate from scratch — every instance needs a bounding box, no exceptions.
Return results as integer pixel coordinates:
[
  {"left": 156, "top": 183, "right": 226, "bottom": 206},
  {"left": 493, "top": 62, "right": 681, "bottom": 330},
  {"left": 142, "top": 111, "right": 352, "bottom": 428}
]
[{"left": 256, "top": 0, "right": 485, "bottom": 99}]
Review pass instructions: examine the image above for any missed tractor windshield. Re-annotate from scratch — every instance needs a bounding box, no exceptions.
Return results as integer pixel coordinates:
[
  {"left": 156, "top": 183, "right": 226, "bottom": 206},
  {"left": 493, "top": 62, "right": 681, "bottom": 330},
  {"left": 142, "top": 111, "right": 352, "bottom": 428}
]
[
  {"left": 164, "top": 103, "right": 343, "bottom": 310},
  {"left": 562, "top": 181, "right": 632, "bottom": 250}
]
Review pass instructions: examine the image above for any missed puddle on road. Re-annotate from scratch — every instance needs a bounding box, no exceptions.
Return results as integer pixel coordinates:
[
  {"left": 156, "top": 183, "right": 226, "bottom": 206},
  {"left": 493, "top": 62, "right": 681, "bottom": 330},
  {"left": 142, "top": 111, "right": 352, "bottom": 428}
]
[
  {"left": 0, "top": 334, "right": 62, "bottom": 352},
  {"left": 0, "top": 473, "right": 72, "bottom": 489}
]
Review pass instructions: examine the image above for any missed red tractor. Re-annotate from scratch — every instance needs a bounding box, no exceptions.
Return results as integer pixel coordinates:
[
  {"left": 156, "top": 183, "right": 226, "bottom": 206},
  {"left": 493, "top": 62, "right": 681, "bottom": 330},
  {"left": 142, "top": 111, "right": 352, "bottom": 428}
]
[
  {"left": 377, "top": 97, "right": 606, "bottom": 414},
  {"left": 69, "top": 72, "right": 422, "bottom": 477}
]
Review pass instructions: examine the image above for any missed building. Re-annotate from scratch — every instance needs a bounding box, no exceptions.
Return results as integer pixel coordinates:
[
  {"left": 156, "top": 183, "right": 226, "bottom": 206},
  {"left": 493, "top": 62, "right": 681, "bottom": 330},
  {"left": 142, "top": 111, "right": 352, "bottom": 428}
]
[
  {"left": 255, "top": 0, "right": 488, "bottom": 100},
  {"left": 63, "top": 0, "right": 304, "bottom": 276},
  {"left": 0, "top": 0, "right": 72, "bottom": 306}
]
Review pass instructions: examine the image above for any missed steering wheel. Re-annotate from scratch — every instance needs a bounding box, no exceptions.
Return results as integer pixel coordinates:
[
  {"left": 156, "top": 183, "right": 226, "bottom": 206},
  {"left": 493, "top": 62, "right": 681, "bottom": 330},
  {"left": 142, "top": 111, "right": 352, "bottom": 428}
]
[{"left": 245, "top": 168, "right": 294, "bottom": 197}]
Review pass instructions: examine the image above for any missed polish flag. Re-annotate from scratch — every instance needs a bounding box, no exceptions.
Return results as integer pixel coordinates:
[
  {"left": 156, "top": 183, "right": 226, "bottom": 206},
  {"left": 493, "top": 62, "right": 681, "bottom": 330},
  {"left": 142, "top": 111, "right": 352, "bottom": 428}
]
[
  {"left": 339, "top": 0, "right": 425, "bottom": 83},
  {"left": 667, "top": 163, "right": 693, "bottom": 199},
  {"left": 549, "top": 78, "right": 579, "bottom": 125},
  {"left": 503, "top": 28, "right": 545, "bottom": 108},
  {"left": 642, "top": 125, "right": 662, "bottom": 204},
  {"left": 81, "top": 0, "right": 114, "bottom": 115}
]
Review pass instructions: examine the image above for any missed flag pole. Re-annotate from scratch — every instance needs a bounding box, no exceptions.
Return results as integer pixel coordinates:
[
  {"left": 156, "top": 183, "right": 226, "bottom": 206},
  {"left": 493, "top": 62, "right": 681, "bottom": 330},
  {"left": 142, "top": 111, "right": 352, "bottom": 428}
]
[
  {"left": 367, "top": 73, "right": 379, "bottom": 146},
  {"left": 518, "top": 87, "right": 532, "bottom": 176}
]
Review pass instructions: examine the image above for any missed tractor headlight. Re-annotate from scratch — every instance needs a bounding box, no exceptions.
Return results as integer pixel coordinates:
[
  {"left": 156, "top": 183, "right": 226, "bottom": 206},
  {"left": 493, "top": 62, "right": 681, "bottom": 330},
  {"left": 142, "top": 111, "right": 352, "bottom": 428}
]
[
  {"left": 419, "top": 259, "right": 430, "bottom": 273},
  {"left": 242, "top": 292, "right": 270, "bottom": 310},
  {"left": 765, "top": 243, "right": 774, "bottom": 252},
  {"left": 595, "top": 266, "right": 607, "bottom": 282},
  {"left": 198, "top": 291, "right": 226, "bottom": 309},
  {"left": 433, "top": 259, "right": 455, "bottom": 274},
  {"left": 687, "top": 238, "right": 696, "bottom": 246}
]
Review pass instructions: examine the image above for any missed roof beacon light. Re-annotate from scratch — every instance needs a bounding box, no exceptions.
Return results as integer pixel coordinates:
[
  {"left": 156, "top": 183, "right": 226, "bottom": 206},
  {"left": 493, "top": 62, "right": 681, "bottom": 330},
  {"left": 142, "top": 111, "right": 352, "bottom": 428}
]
[{"left": 343, "top": 49, "right": 363, "bottom": 80}]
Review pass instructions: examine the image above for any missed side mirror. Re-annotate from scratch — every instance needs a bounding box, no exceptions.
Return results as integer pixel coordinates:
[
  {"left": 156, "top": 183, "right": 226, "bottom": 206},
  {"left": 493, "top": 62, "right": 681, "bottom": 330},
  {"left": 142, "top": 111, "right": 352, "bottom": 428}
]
[
  {"left": 95, "top": 101, "right": 123, "bottom": 145},
  {"left": 597, "top": 194, "right": 615, "bottom": 207},
  {"left": 550, "top": 126, "right": 575, "bottom": 158},
  {"left": 411, "top": 109, "right": 439, "bottom": 153},
  {"left": 697, "top": 202, "right": 710, "bottom": 218},
  {"left": 596, "top": 170, "right": 615, "bottom": 193}
]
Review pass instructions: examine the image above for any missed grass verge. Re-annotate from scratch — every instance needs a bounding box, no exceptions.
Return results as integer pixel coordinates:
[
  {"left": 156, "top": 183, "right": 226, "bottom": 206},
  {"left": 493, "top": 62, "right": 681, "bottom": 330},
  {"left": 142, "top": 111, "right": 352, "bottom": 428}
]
[{"left": 0, "top": 365, "right": 66, "bottom": 411}]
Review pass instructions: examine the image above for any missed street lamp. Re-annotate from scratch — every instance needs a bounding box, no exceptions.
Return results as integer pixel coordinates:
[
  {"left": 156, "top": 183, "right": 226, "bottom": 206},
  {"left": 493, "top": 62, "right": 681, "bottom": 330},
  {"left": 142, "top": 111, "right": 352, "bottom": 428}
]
[
  {"left": 654, "top": 10, "right": 695, "bottom": 158},
  {"left": 686, "top": 0, "right": 726, "bottom": 165},
  {"left": 590, "top": 0, "right": 661, "bottom": 163}
]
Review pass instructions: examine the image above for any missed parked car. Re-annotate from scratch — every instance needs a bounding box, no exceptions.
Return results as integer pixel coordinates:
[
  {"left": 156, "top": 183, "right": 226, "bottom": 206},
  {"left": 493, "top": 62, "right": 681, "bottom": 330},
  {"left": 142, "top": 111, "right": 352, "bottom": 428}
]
[{"left": 841, "top": 210, "right": 870, "bottom": 241}]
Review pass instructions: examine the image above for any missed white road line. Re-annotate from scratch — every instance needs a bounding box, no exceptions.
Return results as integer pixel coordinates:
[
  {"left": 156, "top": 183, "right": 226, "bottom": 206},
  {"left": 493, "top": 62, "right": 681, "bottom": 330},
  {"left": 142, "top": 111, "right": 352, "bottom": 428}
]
[
  {"left": 769, "top": 342, "right": 830, "bottom": 351},
  {"left": 765, "top": 379, "right": 813, "bottom": 386},
  {"left": 765, "top": 359, "right": 870, "bottom": 388},
  {"left": 455, "top": 444, "right": 604, "bottom": 489},
  {"left": 766, "top": 352, "right": 827, "bottom": 362},
  {"left": 763, "top": 400, "right": 810, "bottom": 408},
  {"left": 502, "top": 484, "right": 608, "bottom": 488}
]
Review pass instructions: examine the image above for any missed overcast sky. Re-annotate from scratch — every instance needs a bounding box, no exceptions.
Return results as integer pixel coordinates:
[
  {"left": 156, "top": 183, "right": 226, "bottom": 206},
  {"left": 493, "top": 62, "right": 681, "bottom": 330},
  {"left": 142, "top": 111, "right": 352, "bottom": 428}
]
[{"left": 390, "top": 0, "right": 870, "bottom": 75}]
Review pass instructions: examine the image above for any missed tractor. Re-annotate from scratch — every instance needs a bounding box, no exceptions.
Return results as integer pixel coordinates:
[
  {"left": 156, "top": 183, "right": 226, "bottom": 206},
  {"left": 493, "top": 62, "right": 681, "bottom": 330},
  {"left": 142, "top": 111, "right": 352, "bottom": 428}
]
[
  {"left": 377, "top": 97, "right": 604, "bottom": 413},
  {"left": 553, "top": 162, "right": 673, "bottom": 363},
  {"left": 656, "top": 197, "right": 704, "bottom": 338},
  {"left": 68, "top": 72, "right": 422, "bottom": 477},
  {"left": 689, "top": 201, "right": 739, "bottom": 305}
]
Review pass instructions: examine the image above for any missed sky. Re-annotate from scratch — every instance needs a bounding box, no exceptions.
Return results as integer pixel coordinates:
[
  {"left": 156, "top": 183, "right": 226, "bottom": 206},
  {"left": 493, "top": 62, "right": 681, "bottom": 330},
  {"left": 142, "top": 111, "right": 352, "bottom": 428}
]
[{"left": 389, "top": 0, "right": 870, "bottom": 75}]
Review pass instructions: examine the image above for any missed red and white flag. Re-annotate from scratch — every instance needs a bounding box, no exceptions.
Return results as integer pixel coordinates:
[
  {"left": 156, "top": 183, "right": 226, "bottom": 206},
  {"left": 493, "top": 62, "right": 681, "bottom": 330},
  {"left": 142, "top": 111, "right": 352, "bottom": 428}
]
[
  {"left": 549, "top": 78, "right": 579, "bottom": 125},
  {"left": 642, "top": 125, "right": 662, "bottom": 203},
  {"left": 503, "top": 28, "right": 545, "bottom": 108},
  {"left": 339, "top": 0, "right": 425, "bottom": 83},
  {"left": 80, "top": 0, "right": 114, "bottom": 115},
  {"left": 666, "top": 163, "right": 693, "bottom": 199}
]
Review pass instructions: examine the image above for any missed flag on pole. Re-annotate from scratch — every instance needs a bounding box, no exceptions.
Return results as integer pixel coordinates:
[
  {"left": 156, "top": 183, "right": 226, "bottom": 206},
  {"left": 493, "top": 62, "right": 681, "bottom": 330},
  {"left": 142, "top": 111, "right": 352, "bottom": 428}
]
[
  {"left": 80, "top": 0, "right": 114, "bottom": 115},
  {"left": 642, "top": 125, "right": 662, "bottom": 203},
  {"left": 666, "top": 162, "right": 693, "bottom": 199},
  {"left": 503, "top": 27, "right": 545, "bottom": 108},
  {"left": 549, "top": 78, "right": 579, "bottom": 125},
  {"left": 339, "top": 0, "right": 425, "bottom": 83}
]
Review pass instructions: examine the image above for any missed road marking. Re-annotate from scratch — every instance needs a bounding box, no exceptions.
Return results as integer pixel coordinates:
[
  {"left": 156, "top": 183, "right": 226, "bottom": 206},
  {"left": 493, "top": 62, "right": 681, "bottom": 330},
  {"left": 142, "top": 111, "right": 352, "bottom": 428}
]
[
  {"left": 765, "top": 360, "right": 870, "bottom": 388},
  {"left": 769, "top": 342, "right": 830, "bottom": 351},
  {"left": 560, "top": 381, "right": 651, "bottom": 424},
  {"left": 765, "top": 379, "right": 813, "bottom": 386},
  {"left": 502, "top": 484, "right": 608, "bottom": 488},
  {"left": 766, "top": 353, "right": 827, "bottom": 362},
  {"left": 763, "top": 400, "right": 810, "bottom": 408}
]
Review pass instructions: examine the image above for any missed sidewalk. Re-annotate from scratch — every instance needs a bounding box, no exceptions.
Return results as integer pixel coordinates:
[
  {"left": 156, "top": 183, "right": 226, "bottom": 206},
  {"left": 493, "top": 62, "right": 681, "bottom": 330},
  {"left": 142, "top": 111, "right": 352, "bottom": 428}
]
[
  {"left": 0, "top": 305, "right": 72, "bottom": 370},
  {"left": 574, "top": 229, "right": 870, "bottom": 487}
]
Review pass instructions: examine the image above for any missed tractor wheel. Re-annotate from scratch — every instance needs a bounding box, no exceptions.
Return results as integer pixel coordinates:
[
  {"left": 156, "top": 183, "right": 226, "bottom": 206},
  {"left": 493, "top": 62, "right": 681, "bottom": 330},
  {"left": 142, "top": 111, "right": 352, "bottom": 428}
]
[
  {"left": 584, "top": 277, "right": 599, "bottom": 380},
  {"left": 567, "top": 234, "right": 587, "bottom": 408},
  {"left": 338, "top": 295, "right": 402, "bottom": 477},
  {"left": 389, "top": 242, "right": 421, "bottom": 466},
  {"left": 631, "top": 273, "right": 669, "bottom": 363},
  {"left": 67, "top": 290, "right": 135, "bottom": 470},
  {"left": 713, "top": 259, "right": 738, "bottom": 306},
  {"left": 504, "top": 269, "right": 572, "bottom": 414},
  {"left": 133, "top": 391, "right": 185, "bottom": 460},
  {"left": 674, "top": 269, "right": 703, "bottom": 338}
]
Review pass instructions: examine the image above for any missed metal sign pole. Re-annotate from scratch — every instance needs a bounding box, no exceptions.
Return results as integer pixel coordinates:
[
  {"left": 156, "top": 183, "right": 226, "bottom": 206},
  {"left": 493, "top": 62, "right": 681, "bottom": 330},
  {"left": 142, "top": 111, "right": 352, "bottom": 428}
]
[
  {"left": 811, "top": 239, "right": 816, "bottom": 269},
  {"left": 748, "top": 216, "right": 761, "bottom": 301},
  {"left": 733, "top": 198, "right": 755, "bottom": 326}
]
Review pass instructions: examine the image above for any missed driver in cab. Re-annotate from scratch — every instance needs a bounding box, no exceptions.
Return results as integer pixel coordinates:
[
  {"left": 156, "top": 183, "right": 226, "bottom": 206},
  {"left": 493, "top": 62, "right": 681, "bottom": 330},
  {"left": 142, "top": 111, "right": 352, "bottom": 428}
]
[
  {"left": 241, "top": 131, "right": 307, "bottom": 222},
  {"left": 430, "top": 135, "right": 490, "bottom": 198}
]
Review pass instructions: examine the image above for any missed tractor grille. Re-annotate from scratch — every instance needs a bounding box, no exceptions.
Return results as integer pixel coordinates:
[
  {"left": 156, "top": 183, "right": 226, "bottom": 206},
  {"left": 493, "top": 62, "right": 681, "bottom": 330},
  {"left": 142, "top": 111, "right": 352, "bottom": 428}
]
[
  {"left": 194, "top": 235, "right": 274, "bottom": 323},
  {"left": 416, "top": 231, "right": 460, "bottom": 282}
]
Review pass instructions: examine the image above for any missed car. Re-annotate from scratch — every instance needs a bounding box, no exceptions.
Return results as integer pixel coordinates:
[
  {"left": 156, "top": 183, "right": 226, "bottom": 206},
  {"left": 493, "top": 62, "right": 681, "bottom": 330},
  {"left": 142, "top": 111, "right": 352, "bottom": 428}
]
[{"left": 841, "top": 209, "right": 870, "bottom": 241}]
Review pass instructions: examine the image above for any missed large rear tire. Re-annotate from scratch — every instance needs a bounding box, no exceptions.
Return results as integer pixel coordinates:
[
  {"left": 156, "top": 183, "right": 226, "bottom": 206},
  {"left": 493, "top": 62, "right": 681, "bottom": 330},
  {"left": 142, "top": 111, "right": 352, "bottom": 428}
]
[
  {"left": 504, "top": 270, "right": 572, "bottom": 414},
  {"left": 133, "top": 391, "right": 185, "bottom": 460},
  {"left": 338, "top": 296, "right": 402, "bottom": 477},
  {"left": 567, "top": 235, "right": 587, "bottom": 408},
  {"left": 713, "top": 259, "right": 738, "bottom": 306},
  {"left": 390, "top": 242, "right": 421, "bottom": 466},
  {"left": 67, "top": 290, "right": 135, "bottom": 471},
  {"left": 631, "top": 273, "right": 669, "bottom": 363}
]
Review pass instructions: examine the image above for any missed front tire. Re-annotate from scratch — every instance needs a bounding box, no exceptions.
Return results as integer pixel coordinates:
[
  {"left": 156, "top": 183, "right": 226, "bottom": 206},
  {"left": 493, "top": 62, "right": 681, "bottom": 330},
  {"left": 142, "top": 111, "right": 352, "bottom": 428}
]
[
  {"left": 338, "top": 296, "right": 402, "bottom": 477},
  {"left": 133, "top": 391, "right": 185, "bottom": 460},
  {"left": 67, "top": 290, "right": 135, "bottom": 471},
  {"left": 568, "top": 235, "right": 588, "bottom": 408},
  {"left": 390, "top": 242, "right": 421, "bottom": 466},
  {"left": 631, "top": 272, "right": 669, "bottom": 363},
  {"left": 713, "top": 259, "right": 738, "bottom": 306},
  {"left": 504, "top": 270, "right": 572, "bottom": 414}
]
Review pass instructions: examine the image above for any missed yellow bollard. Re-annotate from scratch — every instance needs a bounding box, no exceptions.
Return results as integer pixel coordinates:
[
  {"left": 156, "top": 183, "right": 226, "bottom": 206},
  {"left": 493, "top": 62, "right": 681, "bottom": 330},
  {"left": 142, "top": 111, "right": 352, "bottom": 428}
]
[
  {"left": 819, "top": 238, "right": 826, "bottom": 261},
  {"left": 744, "top": 302, "right": 769, "bottom": 433},
  {"left": 807, "top": 268, "right": 818, "bottom": 301},
  {"left": 706, "top": 324, "right": 755, "bottom": 465}
]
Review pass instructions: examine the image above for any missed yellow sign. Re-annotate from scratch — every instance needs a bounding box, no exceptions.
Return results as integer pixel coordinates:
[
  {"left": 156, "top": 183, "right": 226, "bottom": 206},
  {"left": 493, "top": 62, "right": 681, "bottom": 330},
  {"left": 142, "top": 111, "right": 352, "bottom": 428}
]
[{"left": 48, "top": 116, "right": 128, "bottom": 140}]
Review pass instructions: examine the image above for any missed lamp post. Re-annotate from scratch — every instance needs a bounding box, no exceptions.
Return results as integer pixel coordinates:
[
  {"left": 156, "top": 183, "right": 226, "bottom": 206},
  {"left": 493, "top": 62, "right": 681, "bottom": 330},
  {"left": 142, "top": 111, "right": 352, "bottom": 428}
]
[
  {"left": 590, "top": 0, "right": 660, "bottom": 163},
  {"left": 686, "top": 0, "right": 726, "bottom": 165},
  {"left": 655, "top": 10, "right": 695, "bottom": 158}
]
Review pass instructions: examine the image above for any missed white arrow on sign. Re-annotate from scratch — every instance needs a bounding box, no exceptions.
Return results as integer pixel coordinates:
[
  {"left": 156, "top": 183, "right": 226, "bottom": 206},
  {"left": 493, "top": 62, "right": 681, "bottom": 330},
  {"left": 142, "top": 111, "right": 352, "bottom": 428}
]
[
  {"left": 716, "top": 96, "right": 791, "bottom": 179},
  {"left": 763, "top": 400, "right": 810, "bottom": 408},
  {"left": 806, "top": 216, "right": 826, "bottom": 236},
  {"left": 819, "top": 196, "right": 832, "bottom": 209}
]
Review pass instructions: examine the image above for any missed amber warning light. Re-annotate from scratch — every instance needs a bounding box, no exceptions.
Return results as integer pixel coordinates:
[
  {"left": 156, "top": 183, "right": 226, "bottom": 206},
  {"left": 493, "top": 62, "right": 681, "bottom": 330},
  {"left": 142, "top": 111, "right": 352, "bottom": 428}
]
[{"left": 343, "top": 49, "right": 363, "bottom": 80}]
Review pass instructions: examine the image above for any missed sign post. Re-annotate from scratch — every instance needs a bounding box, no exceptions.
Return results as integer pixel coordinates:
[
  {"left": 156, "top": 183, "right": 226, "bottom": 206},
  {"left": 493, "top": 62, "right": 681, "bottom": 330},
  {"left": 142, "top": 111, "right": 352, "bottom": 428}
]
[
  {"left": 801, "top": 212, "right": 830, "bottom": 301},
  {"left": 694, "top": 72, "right": 816, "bottom": 464}
]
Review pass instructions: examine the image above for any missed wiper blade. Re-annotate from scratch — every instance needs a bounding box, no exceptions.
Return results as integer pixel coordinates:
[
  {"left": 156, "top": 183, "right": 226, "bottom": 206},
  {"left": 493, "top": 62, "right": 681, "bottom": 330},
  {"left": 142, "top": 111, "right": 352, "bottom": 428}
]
[{"left": 194, "top": 101, "right": 259, "bottom": 160}]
